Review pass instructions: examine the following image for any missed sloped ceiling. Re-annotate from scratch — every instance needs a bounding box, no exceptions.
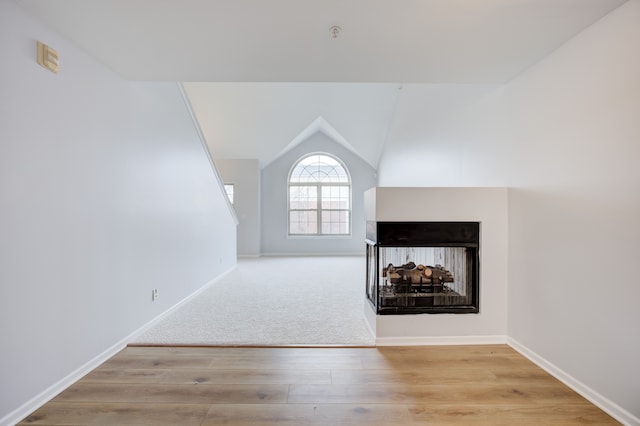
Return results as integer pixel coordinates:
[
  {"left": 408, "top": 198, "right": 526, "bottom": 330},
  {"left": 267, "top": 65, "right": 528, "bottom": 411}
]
[
  {"left": 17, "top": 0, "right": 628, "bottom": 167},
  {"left": 183, "top": 83, "right": 400, "bottom": 168}
]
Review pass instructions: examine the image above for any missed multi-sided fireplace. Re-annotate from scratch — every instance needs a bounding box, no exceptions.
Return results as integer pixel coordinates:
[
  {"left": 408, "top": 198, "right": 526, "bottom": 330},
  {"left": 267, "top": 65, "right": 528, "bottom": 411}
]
[{"left": 366, "top": 221, "right": 480, "bottom": 314}]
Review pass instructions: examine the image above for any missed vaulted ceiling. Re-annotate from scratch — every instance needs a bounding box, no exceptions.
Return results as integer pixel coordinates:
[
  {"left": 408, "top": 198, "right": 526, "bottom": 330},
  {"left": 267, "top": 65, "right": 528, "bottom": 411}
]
[
  {"left": 183, "top": 82, "right": 400, "bottom": 168},
  {"left": 18, "top": 0, "right": 627, "bottom": 167}
]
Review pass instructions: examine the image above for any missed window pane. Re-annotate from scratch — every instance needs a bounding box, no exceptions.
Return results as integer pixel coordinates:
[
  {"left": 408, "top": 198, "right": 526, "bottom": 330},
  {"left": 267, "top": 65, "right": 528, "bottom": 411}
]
[
  {"left": 290, "top": 154, "right": 348, "bottom": 183},
  {"left": 321, "top": 210, "right": 349, "bottom": 235},
  {"left": 341, "top": 211, "right": 350, "bottom": 233},
  {"left": 290, "top": 211, "right": 317, "bottom": 234},
  {"left": 321, "top": 185, "right": 349, "bottom": 209},
  {"left": 289, "top": 186, "right": 317, "bottom": 209},
  {"left": 321, "top": 215, "right": 331, "bottom": 234},
  {"left": 224, "top": 184, "right": 234, "bottom": 204}
]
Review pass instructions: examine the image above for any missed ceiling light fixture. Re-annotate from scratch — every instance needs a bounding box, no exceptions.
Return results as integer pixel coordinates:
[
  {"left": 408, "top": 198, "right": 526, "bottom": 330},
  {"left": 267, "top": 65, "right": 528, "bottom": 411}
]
[{"left": 330, "top": 26, "right": 342, "bottom": 39}]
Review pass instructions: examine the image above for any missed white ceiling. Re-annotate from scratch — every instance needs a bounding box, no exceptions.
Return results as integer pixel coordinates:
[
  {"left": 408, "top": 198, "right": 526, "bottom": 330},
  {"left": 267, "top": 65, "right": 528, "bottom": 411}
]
[
  {"left": 17, "top": 0, "right": 627, "bottom": 167},
  {"left": 17, "top": 0, "right": 626, "bottom": 83}
]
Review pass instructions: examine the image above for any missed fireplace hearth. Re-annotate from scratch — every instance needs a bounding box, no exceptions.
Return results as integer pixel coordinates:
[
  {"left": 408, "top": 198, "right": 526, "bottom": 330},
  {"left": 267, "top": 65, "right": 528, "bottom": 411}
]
[{"left": 366, "top": 221, "right": 480, "bottom": 314}]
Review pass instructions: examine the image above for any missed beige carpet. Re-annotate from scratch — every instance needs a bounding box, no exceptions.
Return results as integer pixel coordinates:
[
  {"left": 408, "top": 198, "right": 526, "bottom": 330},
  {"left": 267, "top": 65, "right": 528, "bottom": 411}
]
[{"left": 133, "top": 256, "right": 375, "bottom": 346}]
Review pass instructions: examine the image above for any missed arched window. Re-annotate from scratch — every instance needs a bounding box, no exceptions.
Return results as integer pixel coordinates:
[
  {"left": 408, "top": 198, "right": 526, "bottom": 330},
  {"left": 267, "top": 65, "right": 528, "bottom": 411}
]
[{"left": 288, "top": 153, "right": 351, "bottom": 236}]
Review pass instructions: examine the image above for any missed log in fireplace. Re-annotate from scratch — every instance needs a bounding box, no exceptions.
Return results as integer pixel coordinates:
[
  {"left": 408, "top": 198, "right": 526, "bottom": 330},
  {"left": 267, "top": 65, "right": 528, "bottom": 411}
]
[{"left": 366, "top": 221, "right": 480, "bottom": 314}]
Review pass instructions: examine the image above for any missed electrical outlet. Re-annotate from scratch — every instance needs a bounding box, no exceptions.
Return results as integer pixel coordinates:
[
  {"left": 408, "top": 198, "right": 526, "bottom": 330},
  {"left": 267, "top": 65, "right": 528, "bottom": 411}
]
[{"left": 152, "top": 289, "right": 158, "bottom": 301}]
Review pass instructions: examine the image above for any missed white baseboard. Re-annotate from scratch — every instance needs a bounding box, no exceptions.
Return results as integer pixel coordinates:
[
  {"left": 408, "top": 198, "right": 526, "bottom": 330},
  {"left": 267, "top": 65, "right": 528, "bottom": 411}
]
[
  {"left": 376, "top": 335, "right": 507, "bottom": 346},
  {"left": 0, "top": 267, "right": 236, "bottom": 426},
  {"left": 507, "top": 337, "right": 640, "bottom": 426}
]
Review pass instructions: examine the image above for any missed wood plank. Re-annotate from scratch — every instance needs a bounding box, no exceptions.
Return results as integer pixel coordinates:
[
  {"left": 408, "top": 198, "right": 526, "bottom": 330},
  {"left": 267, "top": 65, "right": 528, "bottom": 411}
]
[
  {"left": 490, "top": 367, "right": 560, "bottom": 383},
  {"left": 370, "top": 344, "right": 517, "bottom": 357},
  {"left": 19, "top": 402, "right": 210, "bottom": 425},
  {"left": 83, "top": 367, "right": 331, "bottom": 385},
  {"left": 206, "top": 355, "right": 364, "bottom": 370},
  {"left": 161, "top": 368, "right": 332, "bottom": 385},
  {"left": 53, "top": 383, "right": 288, "bottom": 404},
  {"left": 109, "top": 350, "right": 364, "bottom": 370},
  {"left": 331, "top": 368, "right": 497, "bottom": 385},
  {"left": 201, "top": 403, "right": 415, "bottom": 426},
  {"left": 81, "top": 368, "right": 170, "bottom": 384},
  {"left": 408, "top": 403, "right": 619, "bottom": 425},
  {"left": 287, "top": 382, "right": 582, "bottom": 405},
  {"left": 359, "top": 345, "right": 537, "bottom": 371},
  {"left": 104, "top": 354, "right": 214, "bottom": 369},
  {"left": 360, "top": 355, "right": 540, "bottom": 371}
]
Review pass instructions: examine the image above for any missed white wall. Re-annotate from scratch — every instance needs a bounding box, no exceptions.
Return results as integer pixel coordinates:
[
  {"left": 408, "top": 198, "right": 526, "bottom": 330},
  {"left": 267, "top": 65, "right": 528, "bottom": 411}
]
[
  {"left": 364, "top": 187, "right": 508, "bottom": 343},
  {"left": 261, "top": 132, "right": 377, "bottom": 255},
  {"left": 215, "top": 159, "right": 261, "bottom": 256},
  {"left": 503, "top": 0, "right": 640, "bottom": 421},
  {"left": 376, "top": 1, "right": 640, "bottom": 421},
  {"left": 0, "top": 2, "right": 237, "bottom": 423},
  {"left": 377, "top": 84, "right": 506, "bottom": 186}
]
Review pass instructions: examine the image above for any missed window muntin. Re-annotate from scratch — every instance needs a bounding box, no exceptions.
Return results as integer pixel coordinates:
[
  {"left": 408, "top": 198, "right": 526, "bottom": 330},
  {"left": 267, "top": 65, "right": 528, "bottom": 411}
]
[{"left": 288, "top": 154, "right": 350, "bottom": 236}]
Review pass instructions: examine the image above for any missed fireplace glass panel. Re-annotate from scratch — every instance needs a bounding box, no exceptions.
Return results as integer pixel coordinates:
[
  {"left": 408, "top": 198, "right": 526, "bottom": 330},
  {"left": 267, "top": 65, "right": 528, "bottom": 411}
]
[
  {"left": 365, "top": 221, "right": 479, "bottom": 314},
  {"left": 366, "top": 243, "right": 377, "bottom": 304},
  {"left": 379, "top": 247, "right": 473, "bottom": 309}
]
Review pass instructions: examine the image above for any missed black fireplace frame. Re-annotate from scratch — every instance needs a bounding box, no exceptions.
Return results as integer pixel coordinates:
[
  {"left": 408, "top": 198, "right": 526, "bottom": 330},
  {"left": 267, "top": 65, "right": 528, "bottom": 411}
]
[{"left": 366, "top": 221, "right": 480, "bottom": 315}]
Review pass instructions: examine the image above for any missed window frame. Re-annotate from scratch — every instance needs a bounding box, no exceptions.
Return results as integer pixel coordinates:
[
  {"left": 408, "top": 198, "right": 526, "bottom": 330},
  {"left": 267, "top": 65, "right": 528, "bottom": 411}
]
[{"left": 287, "top": 153, "right": 352, "bottom": 237}]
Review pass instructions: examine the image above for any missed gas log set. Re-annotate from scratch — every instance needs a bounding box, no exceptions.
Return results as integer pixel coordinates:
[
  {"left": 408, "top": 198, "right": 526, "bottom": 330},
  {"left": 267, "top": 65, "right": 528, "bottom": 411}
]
[
  {"left": 378, "top": 260, "right": 461, "bottom": 309},
  {"left": 383, "top": 261, "right": 454, "bottom": 293}
]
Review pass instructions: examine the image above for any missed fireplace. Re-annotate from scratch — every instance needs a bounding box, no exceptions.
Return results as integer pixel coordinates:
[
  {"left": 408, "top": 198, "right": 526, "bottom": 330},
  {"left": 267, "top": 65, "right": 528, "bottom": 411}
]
[{"left": 366, "top": 221, "right": 480, "bottom": 314}]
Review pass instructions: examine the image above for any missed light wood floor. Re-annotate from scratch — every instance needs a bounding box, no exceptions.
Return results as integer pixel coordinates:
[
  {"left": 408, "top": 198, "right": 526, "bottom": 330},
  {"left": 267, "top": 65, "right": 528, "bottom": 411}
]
[{"left": 20, "top": 345, "right": 617, "bottom": 425}]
